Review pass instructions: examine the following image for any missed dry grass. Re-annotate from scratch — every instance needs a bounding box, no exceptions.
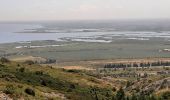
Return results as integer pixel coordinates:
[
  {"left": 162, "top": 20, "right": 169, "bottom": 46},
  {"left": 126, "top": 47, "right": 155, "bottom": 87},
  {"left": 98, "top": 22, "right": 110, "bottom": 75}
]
[
  {"left": 61, "top": 66, "right": 94, "bottom": 70},
  {"left": 9, "top": 56, "right": 46, "bottom": 62}
]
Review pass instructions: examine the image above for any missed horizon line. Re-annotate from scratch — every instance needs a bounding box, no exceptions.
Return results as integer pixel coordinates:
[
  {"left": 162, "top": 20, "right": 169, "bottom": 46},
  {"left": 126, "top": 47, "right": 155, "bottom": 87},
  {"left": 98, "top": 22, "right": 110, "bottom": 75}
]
[{"left": 1, "top": 18, "right": 170, "bottom": 23}]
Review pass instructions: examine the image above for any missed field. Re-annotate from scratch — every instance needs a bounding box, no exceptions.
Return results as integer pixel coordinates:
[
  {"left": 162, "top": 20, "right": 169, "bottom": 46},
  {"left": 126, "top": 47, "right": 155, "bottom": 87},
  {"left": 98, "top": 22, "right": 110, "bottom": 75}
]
[{"left": 1, "top": 38, "right": 170, "bottom": 62}]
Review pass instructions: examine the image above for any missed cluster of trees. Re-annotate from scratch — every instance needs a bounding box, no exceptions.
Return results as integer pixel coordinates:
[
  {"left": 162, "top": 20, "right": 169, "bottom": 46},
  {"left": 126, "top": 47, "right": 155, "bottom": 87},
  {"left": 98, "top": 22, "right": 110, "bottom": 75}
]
[
  {"left": 0, "top": 57, "right": 56, "bottom": 65},
  {"left": 34, "top": 58, "right": 56, "bottom": 64},
  {"left": 91, "top": 87, "right": 169, "bottom": 100},
  {"left": 112, "top": 88, "right": 169, "bottom": 100},
  {"left": 41, "top": 58, "right": 56, "bottom": 64},
  {"left": 89, "top": 79, "right": 170, "bottom": 100},
  {"left": 104, "top": 61, "right": 170, "bottom": 68},
  {"left": 24, "top": 58, "right": 56, "bottom": 65}
]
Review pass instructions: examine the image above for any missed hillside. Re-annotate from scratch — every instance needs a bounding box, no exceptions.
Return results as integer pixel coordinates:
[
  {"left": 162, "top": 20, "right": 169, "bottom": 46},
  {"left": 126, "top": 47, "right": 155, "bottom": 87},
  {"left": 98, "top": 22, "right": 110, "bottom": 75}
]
[{"left": 0, "top": 58, "right": 169, "bottom": 100}]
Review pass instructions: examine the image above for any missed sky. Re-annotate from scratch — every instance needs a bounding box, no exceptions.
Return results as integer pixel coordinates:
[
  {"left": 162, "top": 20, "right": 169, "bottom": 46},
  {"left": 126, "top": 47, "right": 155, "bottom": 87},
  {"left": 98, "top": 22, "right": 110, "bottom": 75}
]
[{"left": 0, "top": 0, "right": 170, "bottom": 21}]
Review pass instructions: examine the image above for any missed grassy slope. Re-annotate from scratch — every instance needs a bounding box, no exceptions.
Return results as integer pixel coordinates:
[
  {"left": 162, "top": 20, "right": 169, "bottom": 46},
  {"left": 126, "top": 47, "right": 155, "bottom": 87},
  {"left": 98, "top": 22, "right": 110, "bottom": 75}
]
[
  {"left": 0, "top": 61, "right": 113, "bottom": 100},
  {"left": 0, "top": 60, "right": 169, "bottom": 100}
]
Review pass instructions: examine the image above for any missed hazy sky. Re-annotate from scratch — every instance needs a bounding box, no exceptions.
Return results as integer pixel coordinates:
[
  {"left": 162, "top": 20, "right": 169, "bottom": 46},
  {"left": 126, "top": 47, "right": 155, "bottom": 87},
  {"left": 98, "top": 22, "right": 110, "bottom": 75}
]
[{"left": 0, "top": 0, "right": 170, "bottom": 21}]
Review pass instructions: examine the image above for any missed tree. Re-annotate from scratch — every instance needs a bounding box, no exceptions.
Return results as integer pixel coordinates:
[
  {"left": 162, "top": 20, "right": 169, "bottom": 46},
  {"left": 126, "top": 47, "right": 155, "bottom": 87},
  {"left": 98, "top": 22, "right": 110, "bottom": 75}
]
[
  {"left": 149, "top": 95, "right": 157, "bottom": 100},
  {"left": 90, "top": 88, "right": 99, "bottom": 100},
  {"left": 115, "top": 87, "right": 125, "bottom": 100},
  {"left": 131, "top": 93, "right": 137, "bottom": 100},
  {"left": 160, "top": 91, "right": 170, "bottom": 100},
  {"left": 126, "top": 81, "right": 132, "bottom": 88},
  {"left": 138, "top": 91, "right": 146, "bottom": 100}
]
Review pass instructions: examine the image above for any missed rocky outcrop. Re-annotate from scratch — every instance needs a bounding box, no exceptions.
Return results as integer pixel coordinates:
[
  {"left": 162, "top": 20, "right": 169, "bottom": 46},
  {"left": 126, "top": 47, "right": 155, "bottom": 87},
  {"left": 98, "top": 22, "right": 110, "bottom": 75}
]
[{"left": 0, "top": 92, "right": 12, "bottom": 100}]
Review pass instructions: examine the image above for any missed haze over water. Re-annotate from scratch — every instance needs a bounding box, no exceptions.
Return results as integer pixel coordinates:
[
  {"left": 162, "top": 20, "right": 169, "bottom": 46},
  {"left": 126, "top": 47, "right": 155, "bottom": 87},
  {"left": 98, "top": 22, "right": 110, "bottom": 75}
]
[{"left": 1, "top": 20, "right": 170, "bottom": 43}]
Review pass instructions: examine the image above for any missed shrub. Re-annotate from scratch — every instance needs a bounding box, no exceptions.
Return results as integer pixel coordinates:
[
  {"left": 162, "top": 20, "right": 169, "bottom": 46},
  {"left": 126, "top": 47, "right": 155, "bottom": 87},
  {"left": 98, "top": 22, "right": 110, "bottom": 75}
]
[
  {"left": 24, "top": 60, "right": 34, "bottom": 65},
  {"left": 35, "top": 71, "right": 43, "bottom": 75},
  {"left": 18, "top": 67, "right": 25, "bottom": 73},
  {"left": 69, "top": 84, "right": 76, "bottom": 89},
  {"left": 25, "top": 88, "right": 35, "bottom": 96},
  {"left": 67, "top": 69, "right": 80, "bottom": 73},
  {"left": 0, "top": 57, "right": 10, "bottom": 63},
  {"left": 67, "top": 88, "right": 73, "bottom": 92},
  {"left": 0, "top": 64, "right": 5, "bottom": 67},
  {"left": 131, "top": 93, "right": 137, "bottom": 100},
  {"left": 115, "top": 88, "right": 125, "bottom": 100},
  {"left": 160, "top": 91, "right": 170, "bottom": 100},
  {"left": 40, "top": 79, "right": 47, "bottom": 86},
  {"left": 126, "top": 81, "right": 132, "bottom": 88},
  {"left": 17, "top": 64, "right": 20, "bottom": 67},
  {"left": 3, "top": 85, "right": 15, "bottom": 94},
  {"left": 112, "top": 87, "right": 117, "bottom": 92},
  {"left": 149, "top": 95, "right": 157, "bottom": 100},
  {"left": 45, "top": 59, "right": 56, "bottom": 64}
]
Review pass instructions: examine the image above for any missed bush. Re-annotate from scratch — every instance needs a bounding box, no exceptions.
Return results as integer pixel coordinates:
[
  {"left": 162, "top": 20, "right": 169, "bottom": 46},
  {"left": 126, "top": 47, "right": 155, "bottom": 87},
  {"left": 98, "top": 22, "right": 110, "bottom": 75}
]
[
  {"left": 24, "top": 60, "right": 34, "bottom": 65},
  {"left": 45, "top": 59, "right": 56, "bottom": 64},
  {"left": 18, "top": 67, "right": 25, "bottom": 73},
  {"left": 40, "top": 79, "right": 47, "bottom": 86},
  {"left": 112, "top": 87, "right": 117, "bottom": 92},
  {"left": 115, "top": 88, "right": 125, "bottom": 100},
  {"left": 149, "top": 95, "right": 157, "bottom": 100},
  {"left": 67, "top": 69, "right": 80, "bottom": 73},
  {"left": 3, "top": 85, "right": 15, "bottom": 94},
  {"left": 35, "top": 71, "right": 43, "bottom": 75},
  {"left": 126, "top": 81, "right": 132, "bottom": 88},
  {"left": 69, "top": 84, "right": 76, "bottom": 89},
  {"left": 25, "top": 88, "right": 35, "bottom": 96},
  {"left": 17, "top": 64, "right": 20, "bottom": 67},
  {"left": 0, "top": 64, "right": 5, "bottom": 67},
  {"left": 160, "top": 91, "right": 170, "bottom": 100},
  {"left": 0, "top": 57, "right": 10, "bottom": 63}
]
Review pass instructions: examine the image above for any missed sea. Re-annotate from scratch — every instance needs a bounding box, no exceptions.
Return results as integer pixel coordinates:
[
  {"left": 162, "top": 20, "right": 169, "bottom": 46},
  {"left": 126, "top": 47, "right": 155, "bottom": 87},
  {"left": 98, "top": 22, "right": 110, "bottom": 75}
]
[{"left": 1, "top": 20, "right": 170, "bottom": 43}]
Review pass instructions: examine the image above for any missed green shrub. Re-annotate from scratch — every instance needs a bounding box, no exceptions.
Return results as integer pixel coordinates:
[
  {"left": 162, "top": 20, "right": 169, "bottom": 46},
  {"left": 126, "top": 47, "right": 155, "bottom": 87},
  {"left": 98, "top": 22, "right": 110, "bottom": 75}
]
[
  {"left": 40, "top": 79, "right": 47, "bottom": 86},
  {"left": 35, "top": 71, "right": 43, "bottom": 75},
  {"left": 115, "top": 88, "right": 125, "bottom": 100},
  {"left": 112, "top": 87, "right": 117, "bottom": 92},
  {"left": 131, "top": 93, "right": 138, "bottom": 100},
  {"left": 0, "top": 64, "right": 5, "bottom": 67},
  {"left": 17, "top": 64, "right": 20, "bottom": 67},
  {"left": 25, "top": 88, "right": 35, "bottom": 96},
  {"left": 67, "top": 69, "right": 80, "bottom": 73},
  {"left": 24, "top": 60, "right": 34, "bottom": 65},
  {"left": 0, "top": 57, "right": 10, "bottom": 63},
  {"left": 69, "top": 84, "right": 76, "bottom": 89},
  {"left": 160, "top": 91, "right": 170, "bottom": 100},
  {"left": 126, "top": 81, "right": 132, "bottom": 88},
  {"left": 18, "top": 67, "right": 25, "bottom": 73},
  {"left": 3, "top": 84, "right": 15, "bottom": 94}
]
